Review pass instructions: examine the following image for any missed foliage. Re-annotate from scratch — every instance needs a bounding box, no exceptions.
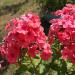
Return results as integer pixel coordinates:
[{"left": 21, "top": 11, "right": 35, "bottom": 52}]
[{"left": 34, "top": 0, "right": 68, "bottom": 11}]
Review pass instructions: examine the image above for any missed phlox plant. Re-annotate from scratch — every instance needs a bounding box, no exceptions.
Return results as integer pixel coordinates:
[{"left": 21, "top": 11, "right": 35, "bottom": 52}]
[{"left": 1, "top": 4, "right": 75, "bottom": 75}]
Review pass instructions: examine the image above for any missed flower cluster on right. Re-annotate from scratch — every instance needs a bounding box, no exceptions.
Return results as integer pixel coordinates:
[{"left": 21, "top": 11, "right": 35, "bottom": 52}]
[{"left": 49, "top": 4, "right": 75, "bottom": 64}]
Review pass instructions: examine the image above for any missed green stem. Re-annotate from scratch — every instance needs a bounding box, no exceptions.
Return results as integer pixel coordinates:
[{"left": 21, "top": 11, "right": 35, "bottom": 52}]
[
  {"left": 35, "top": 59, "right": 42, "bottom": 69},
  {"left": 29, "top": 56, "right": 36, "bottom": 75}
]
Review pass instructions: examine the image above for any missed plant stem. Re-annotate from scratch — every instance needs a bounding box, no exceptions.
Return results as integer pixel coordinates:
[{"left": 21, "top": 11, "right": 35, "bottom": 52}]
[
  {"left": 29, "top": 56, "right": 36, "bottom": 75},
  {"left": 35, "top": 59, "right": 42, "bottom": 69}
]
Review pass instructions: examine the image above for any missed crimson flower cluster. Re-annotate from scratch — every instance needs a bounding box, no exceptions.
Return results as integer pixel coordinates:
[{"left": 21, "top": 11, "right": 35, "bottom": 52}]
[
  {"left": 49, "top": 4, "right": 75, "bottom": 64},
  {"left": 0, "top": 13, "right": 52, "bottom": 64}
]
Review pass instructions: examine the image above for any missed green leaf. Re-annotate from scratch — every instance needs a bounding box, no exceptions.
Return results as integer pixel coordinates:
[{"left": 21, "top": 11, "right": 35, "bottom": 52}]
[
  {"left": 15, "top": 65, "right": 27, "bottom": 75},
  {"left": 28, "top": 66, "right": 35, "bottom": 74},
  {"left": 39, "top": 64, "right": 45, "bottom": 74}
]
